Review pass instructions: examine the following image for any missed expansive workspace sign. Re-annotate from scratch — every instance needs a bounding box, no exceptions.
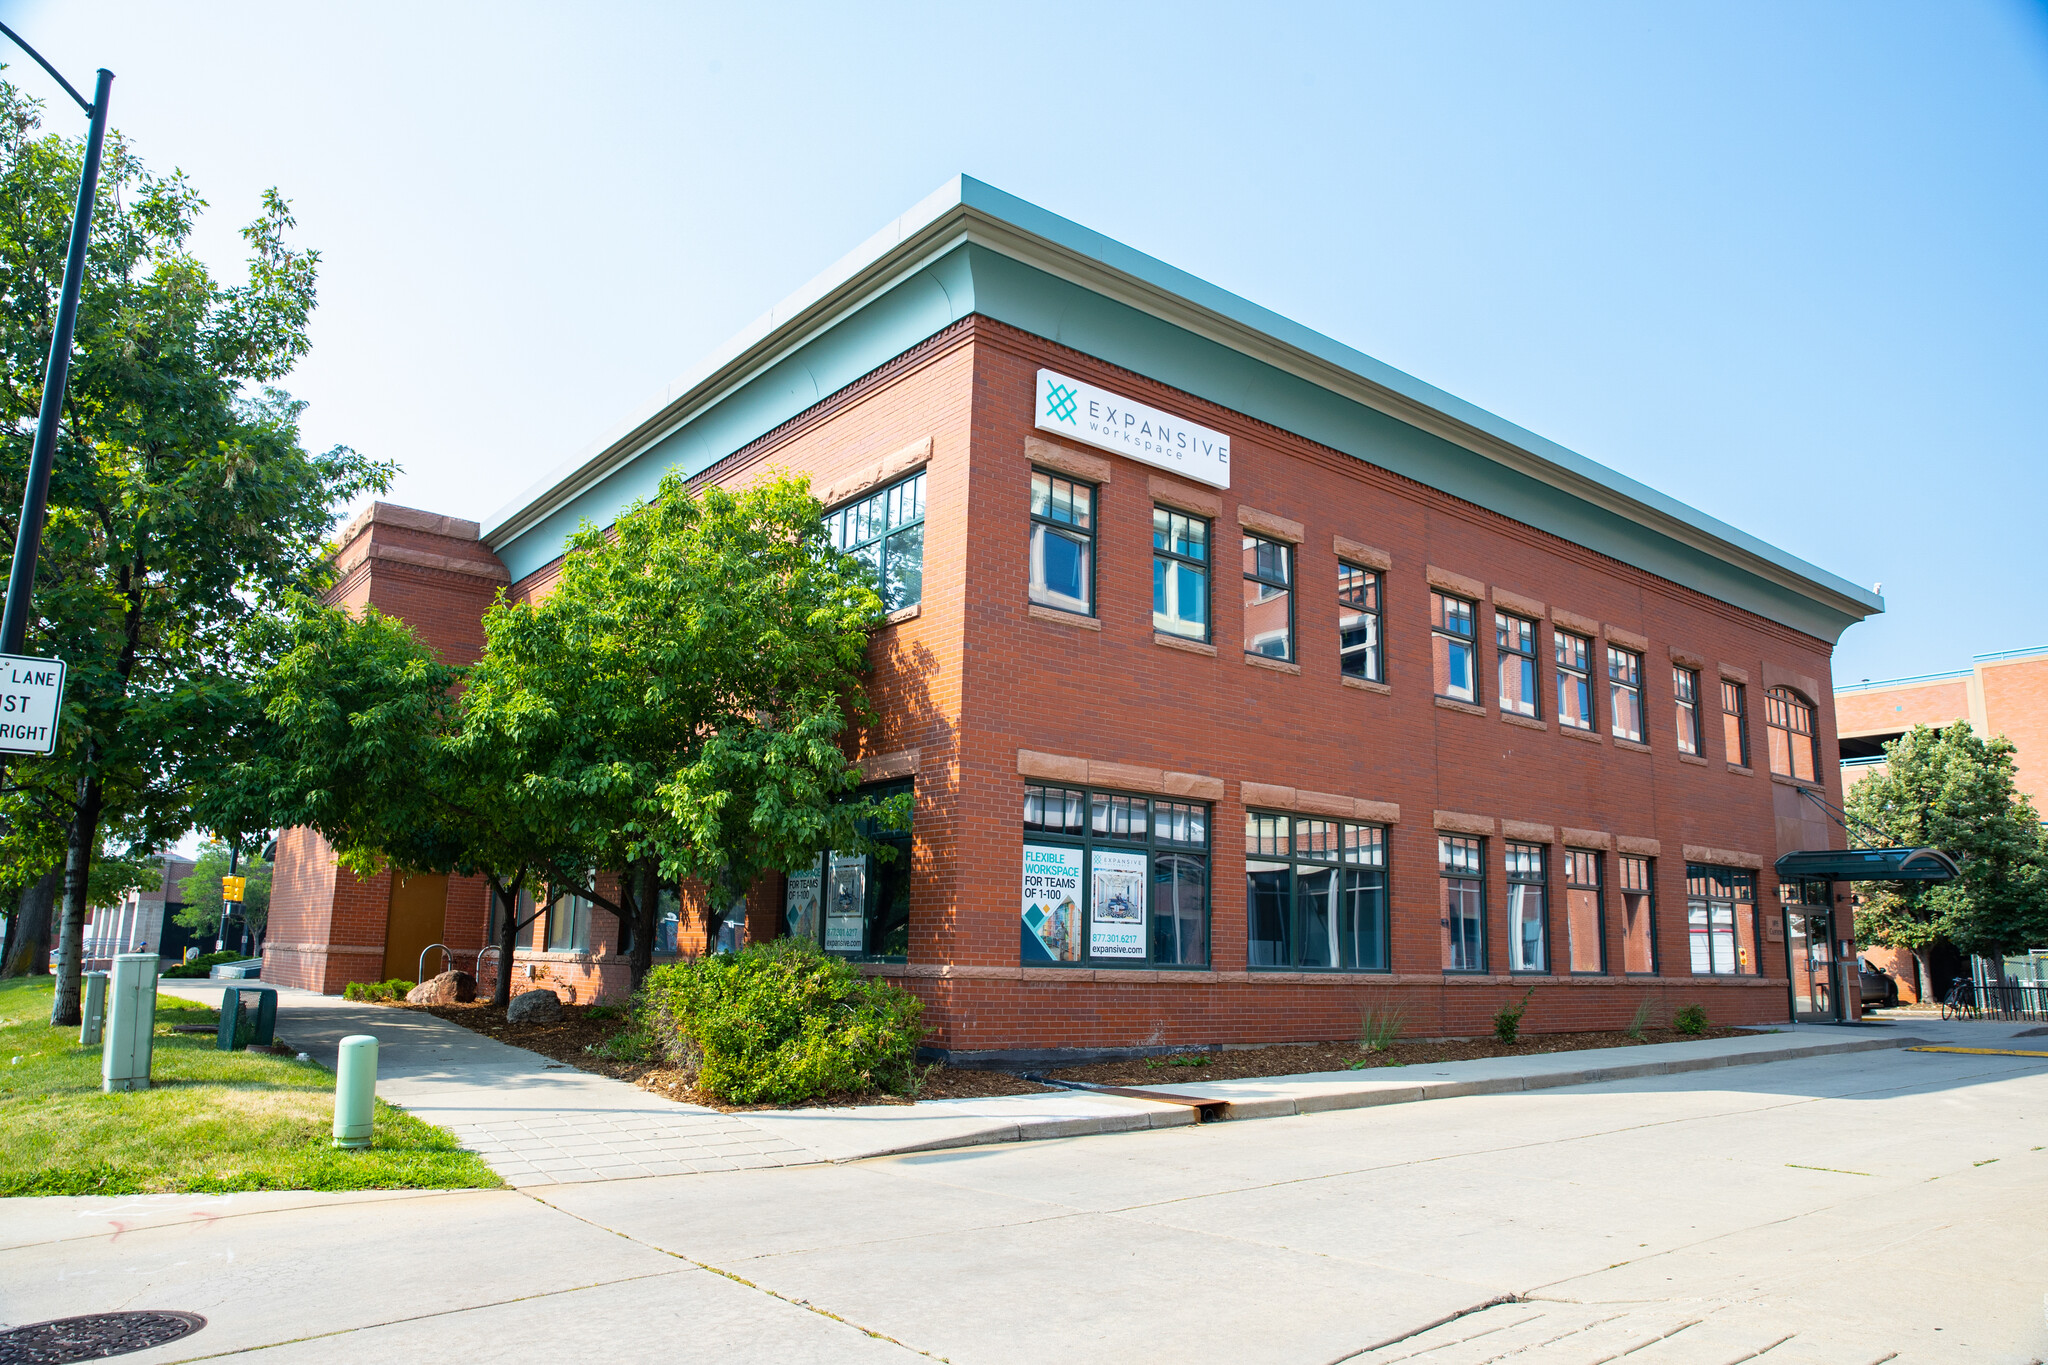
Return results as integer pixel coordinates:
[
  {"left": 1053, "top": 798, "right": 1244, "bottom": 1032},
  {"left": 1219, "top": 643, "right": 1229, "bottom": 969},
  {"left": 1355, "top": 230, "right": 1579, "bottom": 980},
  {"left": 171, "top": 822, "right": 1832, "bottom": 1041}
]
[{"left": 1035, "top": 369, "right": 1230, "bottom": 488}]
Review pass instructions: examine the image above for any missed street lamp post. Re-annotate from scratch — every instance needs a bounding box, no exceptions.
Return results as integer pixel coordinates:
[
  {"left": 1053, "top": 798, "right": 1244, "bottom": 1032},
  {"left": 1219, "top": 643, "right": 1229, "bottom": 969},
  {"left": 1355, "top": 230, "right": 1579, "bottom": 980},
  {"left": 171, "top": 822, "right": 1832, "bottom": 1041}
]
[{"left": 0, "top": 24, "right": 113, "bottom": 658}]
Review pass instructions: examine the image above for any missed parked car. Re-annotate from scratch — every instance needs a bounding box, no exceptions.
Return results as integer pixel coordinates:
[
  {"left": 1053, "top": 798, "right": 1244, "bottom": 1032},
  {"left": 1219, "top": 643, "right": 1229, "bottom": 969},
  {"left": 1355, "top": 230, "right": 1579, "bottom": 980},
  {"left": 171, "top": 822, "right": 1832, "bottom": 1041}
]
[{"left": 1858, "top": 958, "right": 1900, "bottom": 1009}]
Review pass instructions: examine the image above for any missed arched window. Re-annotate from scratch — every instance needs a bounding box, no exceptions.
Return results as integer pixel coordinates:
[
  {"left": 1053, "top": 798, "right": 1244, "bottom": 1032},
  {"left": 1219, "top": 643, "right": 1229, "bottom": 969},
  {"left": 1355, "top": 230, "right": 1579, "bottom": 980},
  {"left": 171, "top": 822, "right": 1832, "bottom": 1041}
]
[{"left": 1764, "top": 686, "right": 1818, "bottom": 782}]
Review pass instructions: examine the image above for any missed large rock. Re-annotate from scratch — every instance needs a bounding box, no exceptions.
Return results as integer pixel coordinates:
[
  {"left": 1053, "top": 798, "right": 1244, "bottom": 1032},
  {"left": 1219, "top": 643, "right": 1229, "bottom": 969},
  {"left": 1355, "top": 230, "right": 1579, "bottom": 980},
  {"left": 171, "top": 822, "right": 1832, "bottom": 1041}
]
[
  {"left": 406, "top": 970, "right": 476, "bottom": 1005},
  {"left": 507, "top": 988, "right": 564, "bottom": 1024}
]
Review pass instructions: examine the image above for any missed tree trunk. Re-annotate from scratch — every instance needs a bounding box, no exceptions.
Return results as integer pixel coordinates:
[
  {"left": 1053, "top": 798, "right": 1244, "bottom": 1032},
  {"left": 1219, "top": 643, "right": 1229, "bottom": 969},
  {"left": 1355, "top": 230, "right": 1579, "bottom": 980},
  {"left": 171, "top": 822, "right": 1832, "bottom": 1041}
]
[
  {"left": 50, "top": 770, "right": 104, "bottom": 1027},
  {"left": 1912, "top": 947, "right": 1932, "bottom": 1004},
  {"left": 627, "top": 861, "right": 658, "bottom": 994},
  {"left": 487, "top": 869, "right": 530, "bottom": 1009},
  {"left": 2, "top": 869, "right": 61, "bottom": 977}
]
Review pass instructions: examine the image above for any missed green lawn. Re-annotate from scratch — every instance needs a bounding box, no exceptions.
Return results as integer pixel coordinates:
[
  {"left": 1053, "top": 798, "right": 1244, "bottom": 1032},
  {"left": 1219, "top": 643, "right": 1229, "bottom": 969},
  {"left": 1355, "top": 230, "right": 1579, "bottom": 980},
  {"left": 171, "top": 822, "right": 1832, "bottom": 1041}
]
[{"left": 0, "top": 976, "right": 501, "bottom": 1197}]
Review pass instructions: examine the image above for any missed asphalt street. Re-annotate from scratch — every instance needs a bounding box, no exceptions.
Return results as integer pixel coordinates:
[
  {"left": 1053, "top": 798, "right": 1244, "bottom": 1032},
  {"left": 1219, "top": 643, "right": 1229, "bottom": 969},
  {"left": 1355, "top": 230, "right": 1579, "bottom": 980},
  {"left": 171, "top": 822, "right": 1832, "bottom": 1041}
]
[{"left": 2, "top": 1039, "right": 2044, "bottom": 1364}]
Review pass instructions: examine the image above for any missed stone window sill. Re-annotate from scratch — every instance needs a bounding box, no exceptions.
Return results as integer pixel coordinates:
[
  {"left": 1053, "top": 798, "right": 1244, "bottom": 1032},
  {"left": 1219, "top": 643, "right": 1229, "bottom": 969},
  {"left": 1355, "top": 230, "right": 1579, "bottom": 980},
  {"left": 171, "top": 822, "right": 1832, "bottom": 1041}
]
[
  {"left": 1500, "top": 711, "right": 1547, "bottom": 731},
  {"left": 1434, "top": 696, "right": 1484, "bottom": 716},
  {"left": 883, "top": 603, "right": 921, "bottom": 626},
  {"left": 1245, "top": 653, "right": 1301, "bottom": 675},
  {"left": 1613, "top": 737, "right": 1652, "bottom": 754},
  {"left": 1028, "top": 603, "right": 1100, "bottom": 631},
  {"left": 1155, "top": 632, "right": 1217, "bottom": 656},
  {"left": 1341, "top": 675, "right": 1392, "bottom": 695},
  {"left": 1769, "top": 772, "right": 1824, "bottom": 790},
  {"left": 1559, "top": 724, "right": 1601, "bottom": 744},
  {"left": 1677, "top": 752, "right": 1709, "bottom": 767},
  {"left": 1727, "top": 763, "right": 1754, "bottom": 776}
]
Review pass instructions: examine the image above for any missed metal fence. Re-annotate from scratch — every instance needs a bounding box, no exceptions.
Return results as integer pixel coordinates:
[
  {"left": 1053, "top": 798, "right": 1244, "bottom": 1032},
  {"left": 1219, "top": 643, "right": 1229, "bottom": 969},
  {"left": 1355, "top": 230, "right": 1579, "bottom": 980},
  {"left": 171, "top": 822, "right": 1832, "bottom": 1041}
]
[{"left": 1942, "top": 981, "right": 2048, "bottom": 1022}]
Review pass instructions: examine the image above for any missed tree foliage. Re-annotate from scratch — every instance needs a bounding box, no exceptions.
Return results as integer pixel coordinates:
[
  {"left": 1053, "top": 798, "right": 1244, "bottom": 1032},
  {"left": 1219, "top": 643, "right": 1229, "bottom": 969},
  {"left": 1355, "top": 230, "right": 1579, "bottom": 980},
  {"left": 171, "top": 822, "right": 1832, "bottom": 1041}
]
[
  {"left": 0, "top": 76, "right": 390, "bottom": 1019},
  {"left": 1846, "top": 723, "right": 2048, "bottom": 967}
]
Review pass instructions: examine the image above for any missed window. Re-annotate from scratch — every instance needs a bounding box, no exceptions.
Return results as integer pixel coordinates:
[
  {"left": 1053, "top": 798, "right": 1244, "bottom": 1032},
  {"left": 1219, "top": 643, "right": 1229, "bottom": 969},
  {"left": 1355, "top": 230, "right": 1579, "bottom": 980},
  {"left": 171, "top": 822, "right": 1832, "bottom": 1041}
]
[
  {"left": 1619, "top": 854, "right": 1656, "bottom": 973},
  {"left": 1506, "top": 842, "right": 1547, "bottom": 973},
  {"left": 1674, "top": 667, "right": 1701, "bottom": 755},
  {"left": 1496, "top": 613, "right": 1538, "bottom": 718},
  {"left": 1556, "top": 630, "right": 1593, "bottom": 730},
  {"left": 1721, "top": 680, "right": 1749, "bottom": 766},
  {"left": 545, "top": 893, "right": 591, "bottom": 954},
  {"left": 1152, "top": 507, "right": 1209, "bottom": 640},
  {"left": 1686, "top": 864, "right": 1758, "bottom": 976},
  {"left": 712, "top": 897, "right": 746, "bottom": 954},
  {"left": 1241, "top": 537, "right": 1293, "bottom": 659},
  {"left": 829, "top": 471, "right": 925, "bottom": 612},
  {"left": 654, "top": 886, "right": 681, "bottom": 956},
  {"left": 1432, "top": 592, "right": 1477, "bottom": 703},
  {"left": 1337, "top": 562, "right": 1382, "bottom": 681},
  {"left": 1440, "top": 834, "right": 1486, "bottom": 972},
  {"left": 1564, "top": 850, "right": 1605, "bottom": 973},
  {"left": 1029, "top": 470, "right": 1094, "bottom": 615},
  {"left": 1765, "top": 686, "right": 1819, "bottom": 782},
  {"left": 1245, "top": 813, "right": 1389, "bottom": 971},
  {"left": 792, "top": 778, "right": 914, "bottom": 961},
  {"left": 1608, "top": 646, "right": 1643, "bottom": 742},
  {"left": 1023, "top": 784, "right": 1209, "bottom": 967}
]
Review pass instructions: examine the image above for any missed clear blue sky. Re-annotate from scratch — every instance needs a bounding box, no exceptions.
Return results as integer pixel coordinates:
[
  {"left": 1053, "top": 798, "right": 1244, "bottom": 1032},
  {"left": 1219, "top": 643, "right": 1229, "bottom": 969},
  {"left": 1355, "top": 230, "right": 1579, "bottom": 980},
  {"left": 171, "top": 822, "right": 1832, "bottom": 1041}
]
[{"left": 4, "top": 0, "right": 2044, "bottom": 685}]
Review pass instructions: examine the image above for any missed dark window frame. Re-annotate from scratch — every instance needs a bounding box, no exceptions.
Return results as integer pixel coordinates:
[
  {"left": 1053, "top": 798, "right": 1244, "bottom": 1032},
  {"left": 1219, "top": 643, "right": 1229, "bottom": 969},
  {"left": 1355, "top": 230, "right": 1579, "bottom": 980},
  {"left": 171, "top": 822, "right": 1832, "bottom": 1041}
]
[
  {"left": 793, "top": 778, "right": 916, "bottom": 964},
  {"left": 1244, "top": 811, "right": 1391, "bottom": 973},
  {"left": 1337, "top": 561, "right": 1383, "bottom": 683},
  {"left": 1722, "top": 679, "right": 1750, "bottom": 767},
  {"left": 1563, "top": 848, "right": 1608, "bottom": 975},
  {"left": 1505, "top": 840, "right": 1549, "bottom": 975},
  {"left": 1764, "top": 686, "right": 1821, "bottom": 784},
  {"left": 827, "top": 469, "right": 927, "bottom": 613},
  {"left": 1152, "top": 505, "right": 1212, "bottom": 643},
  {"left": 1618, "top": 853, "right": 1658, "bottom": 975},
  {"left": 1608, "top": 644, "right": 1645, "bottom": 743},
  {"left": 1241, "top": 535, "right": 1295, "bottom": 662},
  {"left": 1556, "top": 629, "right": 1594, "bottom": 731},
  {"left": 1439, "top": 833, "right": 1488, "bottom": 974},
  {"left": 1685, "top": 862, "right": 1760, "bottom": 977},
  {"left": 1496, "top": 610, "right": 1540, "bottom": 719},
  {"left": 1028, "top": 467, "right": 1097, "bottom": 618},
  {"left": 1432, "top": 591, "right": 1479, "bottom": 705},
  {"left": 1021, "top": 782, "right": 1211, "bottom": 970},
  {"left": 1674, "top": 666, "right": 1702, "bottom": 755}
]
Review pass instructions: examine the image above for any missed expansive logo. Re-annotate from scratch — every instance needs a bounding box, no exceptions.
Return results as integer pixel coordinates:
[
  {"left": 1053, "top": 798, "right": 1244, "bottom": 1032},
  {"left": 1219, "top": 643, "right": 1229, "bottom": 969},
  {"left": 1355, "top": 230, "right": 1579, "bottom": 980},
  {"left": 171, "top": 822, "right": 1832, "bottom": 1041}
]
[{"left": 1032, "top": 368, "right": 1230, "bottom": 489}]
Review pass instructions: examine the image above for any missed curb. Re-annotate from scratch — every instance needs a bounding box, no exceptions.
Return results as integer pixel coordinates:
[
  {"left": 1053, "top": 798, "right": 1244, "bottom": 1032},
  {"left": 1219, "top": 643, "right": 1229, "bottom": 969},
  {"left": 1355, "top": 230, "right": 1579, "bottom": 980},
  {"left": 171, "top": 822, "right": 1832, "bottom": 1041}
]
[{"left": 1184, "top": 1035, "right": 1932, "bottom": 1122}]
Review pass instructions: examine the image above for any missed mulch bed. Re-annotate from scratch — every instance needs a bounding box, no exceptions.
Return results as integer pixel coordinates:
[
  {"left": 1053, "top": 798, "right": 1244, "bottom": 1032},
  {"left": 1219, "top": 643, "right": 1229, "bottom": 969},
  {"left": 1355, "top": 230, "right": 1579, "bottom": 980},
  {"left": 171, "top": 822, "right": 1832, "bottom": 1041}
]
[
  {"left": 1042, "top": 1026, "right": 1755, "bottom": 1087},
  {"left": 380, "top": 999, "right": 1054, "bottom": 1109}
]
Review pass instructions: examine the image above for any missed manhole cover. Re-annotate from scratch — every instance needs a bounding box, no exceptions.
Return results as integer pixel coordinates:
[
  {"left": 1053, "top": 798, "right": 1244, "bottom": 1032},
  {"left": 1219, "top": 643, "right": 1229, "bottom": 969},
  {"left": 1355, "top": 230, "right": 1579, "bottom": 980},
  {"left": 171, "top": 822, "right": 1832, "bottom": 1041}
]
[{"left": 0, "top": 1311, "right": 205, "bottom": 1363}]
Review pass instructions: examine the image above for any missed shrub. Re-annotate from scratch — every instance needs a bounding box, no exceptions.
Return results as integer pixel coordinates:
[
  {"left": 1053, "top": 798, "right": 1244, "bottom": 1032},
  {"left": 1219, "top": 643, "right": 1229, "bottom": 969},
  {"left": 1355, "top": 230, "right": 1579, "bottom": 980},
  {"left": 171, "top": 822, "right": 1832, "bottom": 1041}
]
[
  {"left": 1494, "top": 988, "right": 1534, "bottom": 1044},
  {"left": 342, "top": 979, "right": 415, "bottom": 1003},
  {"left": 639, "top": 939, "right": 927, "bottom": 1104},
  {"left": 1672, "top": 1003, "right": 1709, "bottom": 1036},
  {"left": 1359, "top": 992, "right": 1407, "bottom": 1053},
  {"left": 162, "top": 950, "right": 243, "bottom": 979}
]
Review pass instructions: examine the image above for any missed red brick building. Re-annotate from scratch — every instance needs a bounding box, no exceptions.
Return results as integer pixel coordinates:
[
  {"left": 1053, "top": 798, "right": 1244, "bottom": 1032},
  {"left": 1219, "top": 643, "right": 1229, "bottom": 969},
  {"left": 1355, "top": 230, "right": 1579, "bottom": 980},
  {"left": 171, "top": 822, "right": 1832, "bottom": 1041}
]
[{"left": 265, "top": 177, "right": 1883, "bottom": 1054}]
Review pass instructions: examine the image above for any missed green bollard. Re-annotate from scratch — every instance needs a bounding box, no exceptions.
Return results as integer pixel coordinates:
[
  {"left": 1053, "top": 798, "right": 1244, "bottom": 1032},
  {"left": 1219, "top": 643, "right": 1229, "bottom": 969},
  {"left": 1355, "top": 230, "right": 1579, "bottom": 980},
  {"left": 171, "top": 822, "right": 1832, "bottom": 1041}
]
[
  {"left": 102, "top": 954, "right": 159, "bottom": 1093},
  {"left": 332, "top": 1034, "right": 378, "bottom": 1150}
]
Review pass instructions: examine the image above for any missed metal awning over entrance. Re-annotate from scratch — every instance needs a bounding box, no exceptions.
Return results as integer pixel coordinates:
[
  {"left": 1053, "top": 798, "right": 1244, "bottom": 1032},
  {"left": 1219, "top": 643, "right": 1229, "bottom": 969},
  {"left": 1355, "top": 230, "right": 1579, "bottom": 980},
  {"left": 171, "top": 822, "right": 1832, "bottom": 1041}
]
[{"left": 1773, "top": 847, "right": 1960, "bottom": 882}]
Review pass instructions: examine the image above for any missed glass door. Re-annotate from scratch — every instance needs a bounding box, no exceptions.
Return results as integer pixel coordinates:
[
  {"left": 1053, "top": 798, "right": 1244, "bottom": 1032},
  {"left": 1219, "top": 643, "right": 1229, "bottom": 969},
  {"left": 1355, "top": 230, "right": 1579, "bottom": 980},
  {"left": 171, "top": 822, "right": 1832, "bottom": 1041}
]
[{"left": 1786, "top": 909, "right": 1839, "bottom": 1022}]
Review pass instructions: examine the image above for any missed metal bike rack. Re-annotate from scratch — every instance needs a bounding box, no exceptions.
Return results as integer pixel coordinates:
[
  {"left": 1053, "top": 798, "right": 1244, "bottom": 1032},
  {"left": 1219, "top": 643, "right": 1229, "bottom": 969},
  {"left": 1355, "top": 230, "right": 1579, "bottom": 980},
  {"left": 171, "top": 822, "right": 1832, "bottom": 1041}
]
[{"left": 418, "top": 942, "right": 454, "bottom": 984}]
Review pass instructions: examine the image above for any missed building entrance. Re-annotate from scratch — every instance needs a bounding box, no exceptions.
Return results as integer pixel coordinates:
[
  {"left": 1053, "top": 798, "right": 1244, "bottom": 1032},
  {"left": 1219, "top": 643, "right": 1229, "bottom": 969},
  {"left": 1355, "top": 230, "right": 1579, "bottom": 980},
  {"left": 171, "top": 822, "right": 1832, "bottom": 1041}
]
[{"left": 1784, "top": 902, "right": 1840, "bottom": 1023}]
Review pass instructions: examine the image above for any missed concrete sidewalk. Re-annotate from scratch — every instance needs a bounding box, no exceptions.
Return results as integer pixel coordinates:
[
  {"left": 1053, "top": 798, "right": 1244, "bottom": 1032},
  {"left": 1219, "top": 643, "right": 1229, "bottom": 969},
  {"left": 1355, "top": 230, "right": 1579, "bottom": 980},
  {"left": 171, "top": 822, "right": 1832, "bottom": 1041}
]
[{"left": 160, "top": 982, "right": 2000, "bottom": 1186}]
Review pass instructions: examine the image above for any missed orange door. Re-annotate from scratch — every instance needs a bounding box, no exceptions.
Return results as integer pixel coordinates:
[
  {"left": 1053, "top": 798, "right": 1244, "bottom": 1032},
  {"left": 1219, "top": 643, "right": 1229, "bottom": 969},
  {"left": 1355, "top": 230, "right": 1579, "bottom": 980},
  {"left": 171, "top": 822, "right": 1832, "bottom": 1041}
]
[{"left": 384, "top": 872, "right": 449, "bottom": 982}]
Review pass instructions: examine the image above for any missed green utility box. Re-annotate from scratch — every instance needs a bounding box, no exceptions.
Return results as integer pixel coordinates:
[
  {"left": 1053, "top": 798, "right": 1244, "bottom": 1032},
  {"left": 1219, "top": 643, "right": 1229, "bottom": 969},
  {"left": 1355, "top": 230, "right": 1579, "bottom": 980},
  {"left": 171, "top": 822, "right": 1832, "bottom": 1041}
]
[{"left": 217, "top": 985, "right": 278, "bottom": 1050}]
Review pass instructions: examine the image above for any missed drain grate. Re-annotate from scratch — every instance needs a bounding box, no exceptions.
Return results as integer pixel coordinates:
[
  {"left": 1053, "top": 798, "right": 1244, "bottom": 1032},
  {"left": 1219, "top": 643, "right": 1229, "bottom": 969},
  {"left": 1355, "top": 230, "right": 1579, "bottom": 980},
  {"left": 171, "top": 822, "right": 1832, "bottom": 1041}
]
[{"left": 0, "top": 1311, "right": 205, "bottom": 1363}]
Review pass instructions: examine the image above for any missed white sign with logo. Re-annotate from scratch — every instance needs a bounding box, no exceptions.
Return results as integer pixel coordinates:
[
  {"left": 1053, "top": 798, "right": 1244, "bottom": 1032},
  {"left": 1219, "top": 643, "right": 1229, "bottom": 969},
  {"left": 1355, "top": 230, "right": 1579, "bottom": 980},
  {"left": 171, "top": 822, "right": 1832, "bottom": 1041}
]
[
  {"left": 1089, "top": 848, "right": 1148, "bottom": 959},
  {"left": 1035, "top": 368, "right": 1230, "bottom": 488},
  {"left": 825, "top": 853, "right": 866, "bottom": 953},
  {"left": 0, "top": 653, "right": 65, "bottom": 756}
]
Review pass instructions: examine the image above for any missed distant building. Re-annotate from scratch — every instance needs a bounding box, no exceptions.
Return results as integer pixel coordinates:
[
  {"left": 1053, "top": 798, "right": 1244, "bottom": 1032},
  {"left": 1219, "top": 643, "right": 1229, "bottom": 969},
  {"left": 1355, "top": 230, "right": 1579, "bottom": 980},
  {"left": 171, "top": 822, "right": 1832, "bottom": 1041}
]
[
  {"left": 87, "top": 857, "right": 199, "bottom": 966},
  {"left": 1836, "top": 646, "right": 2048, "bottom": 1000}
]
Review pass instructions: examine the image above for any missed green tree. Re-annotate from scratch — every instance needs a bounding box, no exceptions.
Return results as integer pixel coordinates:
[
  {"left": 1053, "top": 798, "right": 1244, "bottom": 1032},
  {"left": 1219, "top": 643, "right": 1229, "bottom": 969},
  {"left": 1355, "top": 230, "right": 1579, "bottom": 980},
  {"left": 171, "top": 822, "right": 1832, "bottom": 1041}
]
[
  {"left": 1846, "top": 723, "right": 2048, "bottom": 996},
  {"left": 0, "top": 77, "right": 391, "bottom": 1023},
  {"left": 461, "top": 469, "right": 907, "bottom": 992},
  {"left": 174, "top": 838, "right": 272, "bottom": 945}
]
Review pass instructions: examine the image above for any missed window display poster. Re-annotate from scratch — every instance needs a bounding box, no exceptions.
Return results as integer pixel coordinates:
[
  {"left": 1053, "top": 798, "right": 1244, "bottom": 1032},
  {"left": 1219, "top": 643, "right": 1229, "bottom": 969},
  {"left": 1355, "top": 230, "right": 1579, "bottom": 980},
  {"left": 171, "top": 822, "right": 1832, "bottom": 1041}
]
[
  {"left": 785, "top": 863, "right": 822, "bottom": 942},
  {"left": 1021, "top": 844, "right": 1084, "bottom": 962},
  {"left": 1090, "top": 848, "right": 1148, "bottom": 958},
  {"left": 826, "top": 853, "right": 866, "bottom": 953}
]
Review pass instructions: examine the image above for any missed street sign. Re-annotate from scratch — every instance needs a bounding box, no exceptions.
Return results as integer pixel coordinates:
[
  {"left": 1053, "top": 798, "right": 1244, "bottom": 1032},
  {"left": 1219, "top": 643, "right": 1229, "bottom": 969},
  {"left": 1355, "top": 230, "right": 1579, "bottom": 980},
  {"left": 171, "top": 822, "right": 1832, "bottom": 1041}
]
[
  {"left": 221, "top": 875, "right": 246, "bottom": 904},
  {"left": 0, "top": 652, "right": 66, "bottom": 755}
]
